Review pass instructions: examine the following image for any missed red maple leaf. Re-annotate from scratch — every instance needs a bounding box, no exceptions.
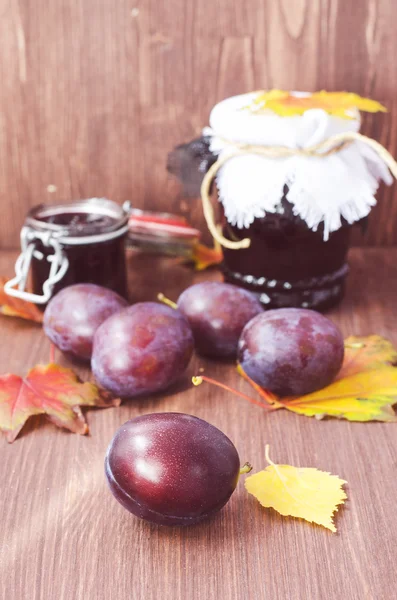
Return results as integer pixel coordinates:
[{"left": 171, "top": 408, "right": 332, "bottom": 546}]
[
  {"left": 0, "top": 277, "right": 43, "bottom": 323},
  {"left": 0, "top": 363, "right": 120, "bottom": 442}
]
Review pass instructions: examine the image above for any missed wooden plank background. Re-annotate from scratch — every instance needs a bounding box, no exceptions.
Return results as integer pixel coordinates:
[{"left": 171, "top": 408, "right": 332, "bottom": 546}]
[{"left": 1, "top": 0, "right": 397, "bottom": 248}]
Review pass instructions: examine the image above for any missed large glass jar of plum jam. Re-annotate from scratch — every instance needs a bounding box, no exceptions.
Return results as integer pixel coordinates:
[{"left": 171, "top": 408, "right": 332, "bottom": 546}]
[
  {"left": 168, "top": 90, "right": 391, "bottom": 311},
  {"left": 5, "top": 198, "right": 129, "bottom": 304}
]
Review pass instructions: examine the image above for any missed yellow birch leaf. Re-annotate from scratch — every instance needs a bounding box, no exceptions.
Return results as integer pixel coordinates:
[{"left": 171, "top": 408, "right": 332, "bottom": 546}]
[
  {"left": 313, "top": 91, "right": 387, "bottom": 114},
  {"left": 246, "top": 90, "right": 387, "bottom": 119},
  {"left": 245, "top": 446, "right": 347, "bottom": 532}
]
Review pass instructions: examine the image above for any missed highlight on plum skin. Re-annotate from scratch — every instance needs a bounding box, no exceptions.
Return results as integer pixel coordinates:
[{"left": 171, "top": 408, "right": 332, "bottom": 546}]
[
  {"left": 238, "top": 308, "right": 345, "bottom": 397},
  {"left": 91, "top": 303, "right": 194, "bottom": 398},
  {"left": 43, "top": 283, "right": 128, "bottom": 361},
  {"left": 105, "top": 413, "right": 241, "bottom": 526},
  {"left": 176, "top": 281, "right": 264, "bottom": 359}
]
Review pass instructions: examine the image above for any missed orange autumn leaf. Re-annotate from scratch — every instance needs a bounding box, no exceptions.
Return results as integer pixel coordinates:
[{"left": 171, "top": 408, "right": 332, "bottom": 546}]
[
  {"left": 336, "top": 335, "right": 397, "bottom": 380},
  {"left": 0, "top": 277, "right": 43, "bottom": 324},
  {"left": 246, "top": 90, "right": 387, "bottom": 119},
  {"left": 277, "top": 368, "right": 397, "bottom": 422},
  {"left": 190, "top": 240, "right": 223, "bottom": 271},
  {"left": 237, "top": 335, "right": 397, "bottom": 422},
  {"left": 0, "top": 363, "right": 121, "bottom": 443}
]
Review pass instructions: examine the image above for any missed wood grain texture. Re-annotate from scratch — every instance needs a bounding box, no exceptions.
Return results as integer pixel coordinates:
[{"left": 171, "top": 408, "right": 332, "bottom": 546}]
[
  {"left": 0, "top": 0, "right": 397, "bottom": 247},
  {"left": 0, "top": 248, "right": 397, "bottom": 600}
]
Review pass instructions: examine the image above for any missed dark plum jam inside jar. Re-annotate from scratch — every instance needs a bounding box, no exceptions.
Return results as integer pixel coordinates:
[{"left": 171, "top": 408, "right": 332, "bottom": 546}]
[
  {"left": 37, "top": 211, "right": 117, "bottom": 231},
  {"left": 220, "top": 189, "right": 353, "bottom": 311},
  {"left": 23, "top": 198, "right": 128, "bottom": 303}
]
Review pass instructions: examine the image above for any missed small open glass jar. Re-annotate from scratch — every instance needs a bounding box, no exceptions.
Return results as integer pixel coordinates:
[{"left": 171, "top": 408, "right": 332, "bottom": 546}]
[{"left": 5, "top": 198, "right": 129, "bottom": 304}]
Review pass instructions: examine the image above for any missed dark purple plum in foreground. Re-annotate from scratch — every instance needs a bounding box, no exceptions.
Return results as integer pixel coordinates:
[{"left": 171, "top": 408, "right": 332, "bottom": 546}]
[
  {"left": 44, "top": 283, "right": 128, "bottom": 360},
  {"left": 177, "top": 281, "right": 263, "bottom": 358},
  {"left": 92, "top": 303, "right": 194, "bottom": 398},
  {"left": 238, "top": 308, "right": 344, "bottom": 396},
  {"left": 105, "top": 413, "right": 240, "bottom": 525}
]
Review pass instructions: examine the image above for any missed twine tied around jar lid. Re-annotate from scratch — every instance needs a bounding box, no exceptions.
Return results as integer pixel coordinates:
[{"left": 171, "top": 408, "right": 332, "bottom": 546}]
[{"left": 200, "top": 131, "right": 397, "bottom": 250}]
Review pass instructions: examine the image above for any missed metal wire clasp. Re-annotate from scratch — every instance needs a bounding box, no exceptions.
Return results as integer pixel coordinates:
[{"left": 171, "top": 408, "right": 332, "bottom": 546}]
[{"left": 4, "top": 227, "right": 69, "bottom": 304}]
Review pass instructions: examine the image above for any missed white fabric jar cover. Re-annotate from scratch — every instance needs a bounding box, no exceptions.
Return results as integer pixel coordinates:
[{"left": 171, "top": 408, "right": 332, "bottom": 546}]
[{"left": 204, "top": 92, "right": 392, "bottom": 240}]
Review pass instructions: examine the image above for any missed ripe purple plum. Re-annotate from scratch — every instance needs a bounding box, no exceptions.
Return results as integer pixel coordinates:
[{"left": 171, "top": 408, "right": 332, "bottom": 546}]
[
  {"left": 43, "top": 283, "right": 128, "bottom": 360},
  {"left": 176, "top": 281, "right": 263, "bottom": 358},
  {"left": 92, "top": 303, "right": 194, "bottom": 398},
  {"left": 105, "top": 413, "right": 241, "bottom": 525},
  {"left": 238, "top": 308, "right": 344, "bottom": 396}
]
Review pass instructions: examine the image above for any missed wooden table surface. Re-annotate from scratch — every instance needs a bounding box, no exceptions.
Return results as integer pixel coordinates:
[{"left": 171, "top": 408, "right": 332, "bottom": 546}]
[{"left": 1, "top": 248, "right": 397, "bottom": 600}]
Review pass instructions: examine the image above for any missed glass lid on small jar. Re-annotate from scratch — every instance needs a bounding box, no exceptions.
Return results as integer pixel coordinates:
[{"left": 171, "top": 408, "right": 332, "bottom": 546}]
[
  {"left": 25, "top": 197, "right": 129, "bottom": 241},
  {"left": 5, "top": 198, "right": 129, "bottom": 304}
]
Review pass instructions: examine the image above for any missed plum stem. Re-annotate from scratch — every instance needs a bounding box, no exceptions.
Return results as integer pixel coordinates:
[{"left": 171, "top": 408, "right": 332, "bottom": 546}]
[
  {"left": 192, "top": 375, "right": 276, "bottom": 410},
  {"left": 265, "top": 444, "right": 273, "bottom": 466},
  {"left": 239, "top": 462, "right": 253, "bottom": 475},
  {"left": 237, "top": 363, "right": 280, "bottom": 406},
  {"left": 157, "top": 293, "right": 177, "bottom": 310},
  {"left": 49, "top": 343, "right": 56, "bottom": 364}
]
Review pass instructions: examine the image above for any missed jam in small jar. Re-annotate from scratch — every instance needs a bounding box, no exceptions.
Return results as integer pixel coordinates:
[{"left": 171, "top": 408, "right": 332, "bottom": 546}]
[{"left": 5, "top": 198, "right": 129, "bottom": 304}]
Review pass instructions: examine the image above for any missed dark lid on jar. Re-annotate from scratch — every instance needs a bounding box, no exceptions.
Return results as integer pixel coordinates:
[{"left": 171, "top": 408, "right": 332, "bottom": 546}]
[{"left": 25, "top": 198, "right": 129, "bottom": 243}]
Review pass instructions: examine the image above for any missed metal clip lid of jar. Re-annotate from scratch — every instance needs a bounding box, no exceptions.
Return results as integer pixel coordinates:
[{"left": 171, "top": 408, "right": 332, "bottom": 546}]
[{"left": 5, "top": 198, "right": 129, "bottom": 304}]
